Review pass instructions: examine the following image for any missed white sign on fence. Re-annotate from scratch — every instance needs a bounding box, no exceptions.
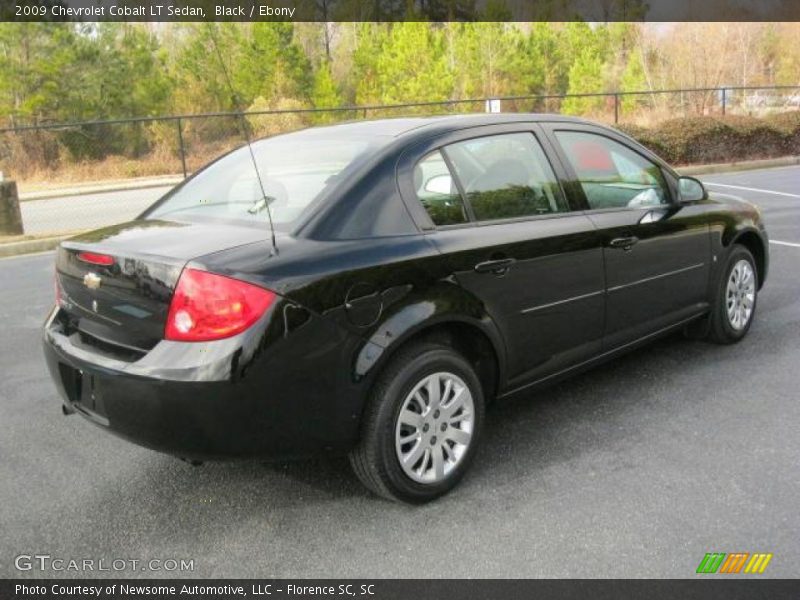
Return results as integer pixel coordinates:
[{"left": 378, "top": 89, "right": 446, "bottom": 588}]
[{"left": 485, "top": 99, "right": 501, "bottom": 113}]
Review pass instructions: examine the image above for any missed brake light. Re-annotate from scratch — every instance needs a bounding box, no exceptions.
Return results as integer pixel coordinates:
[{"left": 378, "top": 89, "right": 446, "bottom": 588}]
[
  {"left": 77, "top": 251, "right": 115, "bottom": 266},
  {"left": 165, "top": 268, "right": 276, "bottom": 342}
]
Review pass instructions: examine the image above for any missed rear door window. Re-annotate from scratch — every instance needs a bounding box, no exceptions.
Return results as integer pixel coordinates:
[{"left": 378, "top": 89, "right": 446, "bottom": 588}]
[{"left": 443, "top": 132, "right": 568, "bottom": 222}]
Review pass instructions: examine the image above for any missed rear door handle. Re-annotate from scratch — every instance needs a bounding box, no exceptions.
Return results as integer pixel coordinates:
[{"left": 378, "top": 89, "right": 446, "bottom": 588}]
[
  {"left": 608, "top": 236, "right": 639, "bottom": 250},
  {"left": 474, "top": 258, "right": 516, "bottom": 275}
]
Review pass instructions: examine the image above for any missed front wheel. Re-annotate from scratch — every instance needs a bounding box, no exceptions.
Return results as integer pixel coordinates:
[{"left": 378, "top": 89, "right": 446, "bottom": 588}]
[
  {"left": 349, "top": 342, "right": 485, "bottom": 503},
  {"left": 706, "top": 245, "right": 758, "bottom": 344}
]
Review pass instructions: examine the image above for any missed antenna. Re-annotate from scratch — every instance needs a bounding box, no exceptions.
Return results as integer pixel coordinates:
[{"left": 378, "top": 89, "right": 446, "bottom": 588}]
[{"left": 207, "top": 24, "right": 278, "bottom": 255}]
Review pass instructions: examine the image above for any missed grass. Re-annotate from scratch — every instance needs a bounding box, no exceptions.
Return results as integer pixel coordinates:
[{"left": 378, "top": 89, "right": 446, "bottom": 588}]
[{"left": 4, "top": 138, "right": 242, "bottom": 194}]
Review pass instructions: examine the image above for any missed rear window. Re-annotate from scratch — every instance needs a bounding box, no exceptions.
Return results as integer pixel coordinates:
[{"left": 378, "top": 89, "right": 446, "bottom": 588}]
[
  {"left": 413, "top": 150, "right": 468, "bottom": 226},
  {"left": 145, "top": 132, "right": 389, "bottom": 230}
]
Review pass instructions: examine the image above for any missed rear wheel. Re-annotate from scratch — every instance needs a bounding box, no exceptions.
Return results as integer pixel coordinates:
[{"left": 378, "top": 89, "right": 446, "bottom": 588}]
[
  {"left": 349, "top": 342, "right": 484, "bottom": 503},
  {"left": 706, "top": 245, "right": 758, "bottom": 344}
]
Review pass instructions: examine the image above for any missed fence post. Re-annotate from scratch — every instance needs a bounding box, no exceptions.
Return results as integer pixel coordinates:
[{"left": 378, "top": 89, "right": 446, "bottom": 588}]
[
  {"left": 721, "top": 88, "right": 726, "bottom": 116},
  {"left": 176, "top": 117, "right": 188, "bottom": 179},
  {"left": 0, "top": 179, "right": 23, "bottom": 236},
  {"left": 614, "top": 93, "right": 620, "bottom": 124}
]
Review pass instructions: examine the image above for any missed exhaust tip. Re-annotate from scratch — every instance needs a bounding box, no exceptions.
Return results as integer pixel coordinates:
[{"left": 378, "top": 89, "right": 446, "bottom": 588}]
[
  {"left": 179, "top": 457, "right": 204, "bottom": 467},
  {"left": 62, "top": 404, "right": 76, "bottom": 416}
]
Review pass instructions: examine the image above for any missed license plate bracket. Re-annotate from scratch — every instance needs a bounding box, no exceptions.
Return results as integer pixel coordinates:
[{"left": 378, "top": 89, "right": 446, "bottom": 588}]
[
  {"left": 58, "top": 363, "right": 109, "bottom": 424},
  {"left": 57, "top": 362, "right": 81, "bottom": 404}
]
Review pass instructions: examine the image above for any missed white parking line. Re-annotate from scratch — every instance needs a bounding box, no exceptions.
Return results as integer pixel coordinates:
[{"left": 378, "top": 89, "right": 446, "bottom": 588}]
[
  {"left": 770, "top": 240, "right": 800, "bottom": 248},
  {"left": 704, "top": 182, "right": 800, "bottom": 199}
]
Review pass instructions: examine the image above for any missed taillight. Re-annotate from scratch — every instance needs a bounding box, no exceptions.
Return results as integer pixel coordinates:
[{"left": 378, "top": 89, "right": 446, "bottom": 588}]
[
  {"left": 77, "top": 251, "right": 115, "bottom": 266},
  {"left": 164, "top": 268, "right": 276, "bottom": 342},
  {"left": 54, "top": 273, "right": 62, "bottom": 307}
]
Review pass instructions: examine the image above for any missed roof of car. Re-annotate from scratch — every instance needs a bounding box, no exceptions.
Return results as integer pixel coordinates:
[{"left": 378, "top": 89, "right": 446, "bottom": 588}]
[{"left": 289, "top": 113, "right": 594, "bottom": 140}]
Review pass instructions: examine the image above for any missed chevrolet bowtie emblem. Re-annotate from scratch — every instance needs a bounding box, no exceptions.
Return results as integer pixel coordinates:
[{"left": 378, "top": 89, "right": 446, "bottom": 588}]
[{"left": 83, "top": 272, "right": 102, "bottom": 290}]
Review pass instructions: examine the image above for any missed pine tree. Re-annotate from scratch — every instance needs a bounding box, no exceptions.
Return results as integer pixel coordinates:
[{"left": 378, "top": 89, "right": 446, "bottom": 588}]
[
  {"left": 620, "top": 49, "right": 647, "bottom": 115},
  {"left": 311, "top": 61, "right": 343, "bottom": 123},
  {"left": 356, "top": 23, "right": 453, "bottom": 108},
  {"left": 561, "top": 46, "right": 606, "bottom": 116}
]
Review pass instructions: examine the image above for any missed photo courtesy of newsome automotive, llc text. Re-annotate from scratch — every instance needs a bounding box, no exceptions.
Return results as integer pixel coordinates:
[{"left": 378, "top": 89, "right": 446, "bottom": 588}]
[{"left": 1, "top": 0, "right": 799, "bottom": 597}]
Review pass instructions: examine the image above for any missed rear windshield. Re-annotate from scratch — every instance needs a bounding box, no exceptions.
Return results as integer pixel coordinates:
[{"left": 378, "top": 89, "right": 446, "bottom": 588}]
[{"left": 144, "top": 131, "right": 389, "bottom": 230}]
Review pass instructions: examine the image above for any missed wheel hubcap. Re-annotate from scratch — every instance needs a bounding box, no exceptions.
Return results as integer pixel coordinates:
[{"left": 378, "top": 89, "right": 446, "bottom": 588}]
[
  {"left": 726, "top": 259, "right": 755, "bottom": 331},
  {"left": 395, "top": 372, "right": 475, "bottom": 484}
]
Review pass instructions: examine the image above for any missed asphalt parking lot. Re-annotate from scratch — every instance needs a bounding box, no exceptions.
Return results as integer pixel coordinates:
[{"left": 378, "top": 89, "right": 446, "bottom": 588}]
[{"left": 1, "top": 165, "right": 798, "bottom": 578}]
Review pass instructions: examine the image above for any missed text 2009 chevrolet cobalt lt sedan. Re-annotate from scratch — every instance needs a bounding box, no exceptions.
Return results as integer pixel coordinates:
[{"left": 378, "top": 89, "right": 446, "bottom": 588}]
[{"left": 43, "top": 115, "right": 768, "bottom": 503}]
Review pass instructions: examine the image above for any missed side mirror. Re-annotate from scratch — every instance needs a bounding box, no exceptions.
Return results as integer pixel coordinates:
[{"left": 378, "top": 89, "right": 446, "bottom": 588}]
[
  {"left": 678, "top": 176, "right": 707, "bottom": 203},
  {"left": 424, "top": 174, "right": 453, "bottom": 195}
]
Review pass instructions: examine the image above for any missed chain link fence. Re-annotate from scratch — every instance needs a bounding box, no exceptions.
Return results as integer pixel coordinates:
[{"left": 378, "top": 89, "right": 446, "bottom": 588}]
[{"left": 2, "top": 85, "right": 799, "bottom": 237}]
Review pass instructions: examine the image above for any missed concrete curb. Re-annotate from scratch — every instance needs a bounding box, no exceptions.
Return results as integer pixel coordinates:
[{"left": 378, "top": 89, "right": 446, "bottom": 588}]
[
  {"left": 19, "top": 175, "right": 184, "bottom": 202},
  {"left": 679, "top": 155, "right": 800, "bottom": 176},
  {"left": 0, "top": 235, "right": 74, "bottom": 258}
]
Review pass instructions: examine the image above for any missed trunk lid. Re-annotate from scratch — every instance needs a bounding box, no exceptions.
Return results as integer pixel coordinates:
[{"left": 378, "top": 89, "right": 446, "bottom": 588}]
[{"left": 56, "top": 219, "right": 270, "bottom": 352}]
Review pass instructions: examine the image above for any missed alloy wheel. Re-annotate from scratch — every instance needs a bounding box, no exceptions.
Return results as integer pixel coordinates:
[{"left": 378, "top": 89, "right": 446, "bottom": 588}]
[
  {"left": 726, "top": 259, "right": 756, "bottom": 331},
  {"left": 394, "top": 372, "right": 475, "bottom": 484}
]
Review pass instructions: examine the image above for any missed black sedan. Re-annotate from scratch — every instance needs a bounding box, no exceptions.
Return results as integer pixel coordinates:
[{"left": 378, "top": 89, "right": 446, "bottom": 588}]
[{"left": 43, "top": 114, "right": 768, "bottom": 503}]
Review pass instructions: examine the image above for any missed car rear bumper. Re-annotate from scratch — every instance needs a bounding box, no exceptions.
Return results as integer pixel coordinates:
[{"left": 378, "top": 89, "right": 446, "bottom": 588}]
[
  {"left": 42, "top": 307, "right": 363, "bottom": 460},
  {"left": 44, "top": 343, "right": 243, "bottom": 459}
]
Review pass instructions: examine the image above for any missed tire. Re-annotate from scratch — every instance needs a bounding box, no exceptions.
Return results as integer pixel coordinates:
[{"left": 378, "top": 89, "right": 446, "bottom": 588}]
[
  {"left": 706, "top": 245, "right": 758, "bottom": 344},
  {"left": 349, "top": 341, "right": 485, "bottom": 503}
]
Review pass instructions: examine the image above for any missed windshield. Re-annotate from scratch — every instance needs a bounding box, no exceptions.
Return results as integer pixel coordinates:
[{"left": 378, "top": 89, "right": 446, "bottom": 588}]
[{"left": 145, "top": 130, "right": 390, "bottom": 230}]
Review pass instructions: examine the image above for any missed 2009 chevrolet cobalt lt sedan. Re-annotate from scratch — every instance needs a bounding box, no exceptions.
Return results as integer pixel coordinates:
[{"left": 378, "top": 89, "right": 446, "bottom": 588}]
[{"left": 43, "top": 114, "right": 768, "bottom": 503}]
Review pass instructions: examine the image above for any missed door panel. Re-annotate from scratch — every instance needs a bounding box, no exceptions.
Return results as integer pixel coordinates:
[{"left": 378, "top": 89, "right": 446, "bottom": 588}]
[
  {"left": 587, "top": 207, "right": 710, "bottom": 347},
  {"left": 544, "top": 126, "right": 711, "bottom": 348},
  {"left": 430, "top": 216, "right": 605, "bottom": 386},
  {"left": 402, "top": 126, "right": 607, "bottom": 389}
]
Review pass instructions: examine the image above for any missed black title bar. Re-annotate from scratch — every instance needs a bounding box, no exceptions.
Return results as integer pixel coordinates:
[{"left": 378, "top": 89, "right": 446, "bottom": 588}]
[
  {"left": 4, "top": 580, "right": 800, "bottom": 600},
  {"left": 4, "top": 0, "right": 800, "bottom": 22}
]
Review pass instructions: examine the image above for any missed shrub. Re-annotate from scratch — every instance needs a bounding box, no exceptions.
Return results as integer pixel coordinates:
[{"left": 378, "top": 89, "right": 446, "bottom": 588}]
[
  {"left": 148, "top": 120, "right": 183, "bottom": 158},
  {"left": 615, "top": 123, "right": 671, "bottom": 159},
  {"left": 618, "top": 112, "right": 800, "bottom": 165},
  {"left": 0, "top": 129, "right": 61, "bottom": 179},
  {"left": 764, "top": 111, "right": 800, "bottom": 153},
  {"left": 246, "top": 96, "right": 311, "bottom": 138}
]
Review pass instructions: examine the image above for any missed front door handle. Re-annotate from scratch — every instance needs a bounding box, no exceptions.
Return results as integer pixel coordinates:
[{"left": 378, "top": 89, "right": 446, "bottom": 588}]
[
  {"left": 608, "top": 236, "right": 639, "bottom": 251},
  {"left": 474, "top": 258, "right": 516, "bottom": 275}
]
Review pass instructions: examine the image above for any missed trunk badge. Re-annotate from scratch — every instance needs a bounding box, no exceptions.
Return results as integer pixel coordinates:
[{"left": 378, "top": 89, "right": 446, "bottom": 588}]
[
  {"left": 92, "top": 300, "right": 99, "bottom": 313},
  {"left": 83, "top": 272, "right": 102, "bottom": 290}
]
